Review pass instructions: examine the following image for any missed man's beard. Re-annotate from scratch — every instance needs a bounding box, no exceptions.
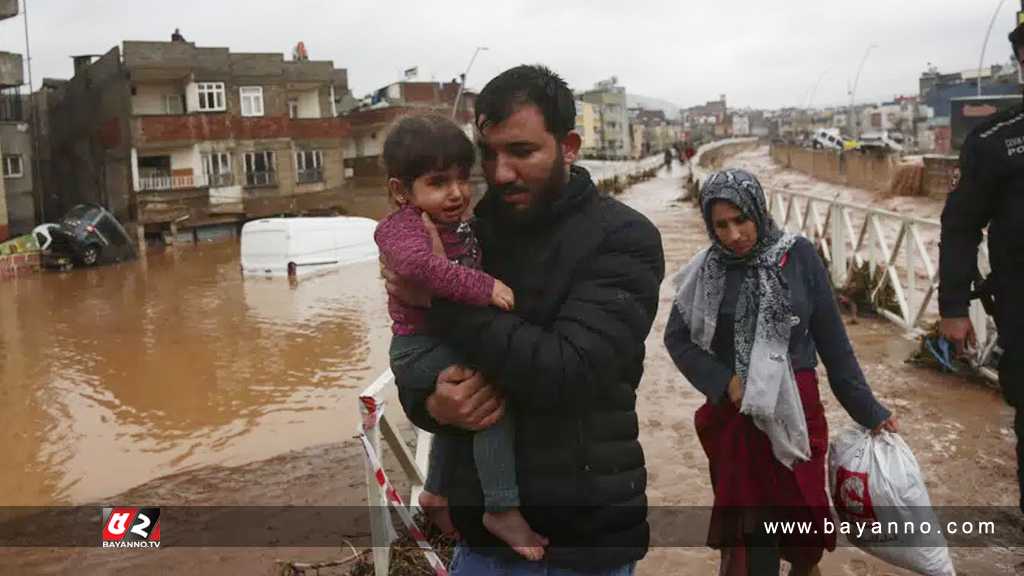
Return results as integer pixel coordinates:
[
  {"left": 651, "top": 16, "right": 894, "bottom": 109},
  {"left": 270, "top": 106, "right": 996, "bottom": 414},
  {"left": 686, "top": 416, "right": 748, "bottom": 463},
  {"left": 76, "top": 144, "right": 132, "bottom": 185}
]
[{"left": 494, "top": 152, "right": 566, "bottom": 228}]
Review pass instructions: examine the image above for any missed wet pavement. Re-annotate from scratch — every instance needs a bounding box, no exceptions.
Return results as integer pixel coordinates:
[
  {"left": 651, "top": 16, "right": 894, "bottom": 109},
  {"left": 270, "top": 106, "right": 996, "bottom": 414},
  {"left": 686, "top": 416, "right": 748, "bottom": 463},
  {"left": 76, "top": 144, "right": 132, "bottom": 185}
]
[{"left": 1, "top": 154, "right": 1021, "bottom": 574}]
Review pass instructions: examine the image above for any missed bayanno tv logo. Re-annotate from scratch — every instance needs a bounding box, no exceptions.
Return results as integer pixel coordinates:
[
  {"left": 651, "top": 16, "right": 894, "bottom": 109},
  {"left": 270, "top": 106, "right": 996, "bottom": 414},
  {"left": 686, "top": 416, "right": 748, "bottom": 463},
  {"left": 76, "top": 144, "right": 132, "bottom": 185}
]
[{"left": 101, "top": 507, "right": 161, "bottom": 549}]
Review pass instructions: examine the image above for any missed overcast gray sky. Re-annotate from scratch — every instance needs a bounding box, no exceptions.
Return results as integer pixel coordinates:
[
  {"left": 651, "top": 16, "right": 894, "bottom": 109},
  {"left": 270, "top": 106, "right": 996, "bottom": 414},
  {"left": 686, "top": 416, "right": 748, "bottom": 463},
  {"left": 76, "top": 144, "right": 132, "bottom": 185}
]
[{"left": 0, "top": 0, "right": 1019, "bottom": 110}]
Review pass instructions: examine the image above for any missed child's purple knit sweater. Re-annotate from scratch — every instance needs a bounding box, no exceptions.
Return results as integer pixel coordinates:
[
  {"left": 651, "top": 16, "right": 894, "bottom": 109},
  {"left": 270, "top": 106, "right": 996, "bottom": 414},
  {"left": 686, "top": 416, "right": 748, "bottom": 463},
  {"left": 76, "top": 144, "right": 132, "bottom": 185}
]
[{"left": 374, "top": 205, "right": 494, "bottom": 336}]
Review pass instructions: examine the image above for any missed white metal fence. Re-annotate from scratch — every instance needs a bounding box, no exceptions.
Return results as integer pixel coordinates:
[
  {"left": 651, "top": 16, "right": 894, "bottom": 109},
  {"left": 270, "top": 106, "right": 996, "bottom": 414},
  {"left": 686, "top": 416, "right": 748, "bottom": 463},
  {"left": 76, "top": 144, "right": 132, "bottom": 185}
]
[
  {"left": 766, "top": 188, "right": 998, "bottom": 381},
  {"left": 357, "top": 370, "right": 433, "bottom": 576}
]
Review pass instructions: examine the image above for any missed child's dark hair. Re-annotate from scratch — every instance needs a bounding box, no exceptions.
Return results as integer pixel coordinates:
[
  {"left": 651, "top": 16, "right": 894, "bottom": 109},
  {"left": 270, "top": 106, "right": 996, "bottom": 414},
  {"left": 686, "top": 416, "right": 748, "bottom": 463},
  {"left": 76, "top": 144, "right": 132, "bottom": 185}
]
[{"left": 382, "top": 113, "right": 475, "bottom": 188}]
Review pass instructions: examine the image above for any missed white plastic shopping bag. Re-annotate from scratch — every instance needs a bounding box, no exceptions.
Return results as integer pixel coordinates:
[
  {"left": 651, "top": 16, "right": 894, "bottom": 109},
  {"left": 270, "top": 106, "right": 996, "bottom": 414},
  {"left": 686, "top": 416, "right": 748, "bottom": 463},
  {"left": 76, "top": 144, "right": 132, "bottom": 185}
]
[{"left": 828, "top": 426, "right": 956, "bottom": 576}]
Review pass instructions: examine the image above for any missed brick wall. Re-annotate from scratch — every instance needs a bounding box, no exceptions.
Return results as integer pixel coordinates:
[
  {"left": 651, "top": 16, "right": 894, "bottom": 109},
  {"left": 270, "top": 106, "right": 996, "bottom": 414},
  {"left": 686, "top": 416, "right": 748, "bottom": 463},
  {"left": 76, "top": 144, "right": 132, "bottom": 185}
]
[
  {"left": 133, "top": 115, "right": 351, "bottom": 145},
  {"left": 0, "top": 251, "right": 40, "bottom": 278}
]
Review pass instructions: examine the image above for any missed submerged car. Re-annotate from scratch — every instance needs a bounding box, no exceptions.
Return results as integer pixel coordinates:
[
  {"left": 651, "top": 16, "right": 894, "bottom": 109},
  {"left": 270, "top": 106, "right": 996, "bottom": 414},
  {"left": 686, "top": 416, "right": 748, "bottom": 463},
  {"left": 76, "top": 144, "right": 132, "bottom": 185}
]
[
  {"left": 240, "top": 216, "right": 378, "bottom": 278},
  {"left": 35, "top": 204, "right": 137, "bottom": 269},
  {"left": 858, "top": 130, "right": 906, "bottom": 152}
]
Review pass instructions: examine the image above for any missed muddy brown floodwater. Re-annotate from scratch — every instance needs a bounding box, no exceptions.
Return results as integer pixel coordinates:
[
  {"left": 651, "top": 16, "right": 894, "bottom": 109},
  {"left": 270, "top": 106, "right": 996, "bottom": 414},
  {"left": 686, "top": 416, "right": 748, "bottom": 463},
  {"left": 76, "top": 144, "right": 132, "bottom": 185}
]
[
  {"left": 0, "top": 241, "right": 392, "bottom": 507},
  {"left": 1, "top": 158, "right": 1022, "bottom": 575}
]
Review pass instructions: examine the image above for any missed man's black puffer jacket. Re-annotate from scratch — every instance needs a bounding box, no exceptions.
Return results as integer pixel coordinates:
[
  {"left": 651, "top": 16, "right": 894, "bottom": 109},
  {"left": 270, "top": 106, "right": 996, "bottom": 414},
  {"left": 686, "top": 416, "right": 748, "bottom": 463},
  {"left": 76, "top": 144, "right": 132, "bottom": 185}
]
[{"left": 396, "top": 165, "right": 665, "bottom": 571}]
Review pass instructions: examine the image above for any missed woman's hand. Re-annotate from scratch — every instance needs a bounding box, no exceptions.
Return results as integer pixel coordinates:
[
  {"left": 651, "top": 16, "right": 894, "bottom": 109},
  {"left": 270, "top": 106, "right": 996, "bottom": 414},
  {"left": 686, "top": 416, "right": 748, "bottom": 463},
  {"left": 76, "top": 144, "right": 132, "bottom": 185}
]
[
  {"left": 727, "top": 375, "right": 744, "bottom": 407},
  {"left": 871, "top": 417, "right": 899, "bottom": 435}
]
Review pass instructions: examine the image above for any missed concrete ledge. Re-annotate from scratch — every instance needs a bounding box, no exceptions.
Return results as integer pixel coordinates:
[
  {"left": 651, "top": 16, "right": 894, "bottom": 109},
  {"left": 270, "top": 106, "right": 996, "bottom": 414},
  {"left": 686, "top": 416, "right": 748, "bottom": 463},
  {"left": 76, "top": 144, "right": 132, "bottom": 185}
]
[
  {"left": 0, "top": 0, "right": 17, "bottom": 21},
  {"left": 0, "top": 51, "right": 24, "bottom": 87},
  {"left": 769, "top": 144, "right": 901, "bottom": 194}
]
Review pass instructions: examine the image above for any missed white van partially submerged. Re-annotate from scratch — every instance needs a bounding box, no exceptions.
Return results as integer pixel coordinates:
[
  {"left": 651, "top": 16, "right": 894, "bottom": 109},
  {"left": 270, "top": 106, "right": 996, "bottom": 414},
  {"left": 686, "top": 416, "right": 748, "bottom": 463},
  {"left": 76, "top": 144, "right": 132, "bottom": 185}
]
[{"left": 241, "top": 217, "right": 379, "bottom": 278}]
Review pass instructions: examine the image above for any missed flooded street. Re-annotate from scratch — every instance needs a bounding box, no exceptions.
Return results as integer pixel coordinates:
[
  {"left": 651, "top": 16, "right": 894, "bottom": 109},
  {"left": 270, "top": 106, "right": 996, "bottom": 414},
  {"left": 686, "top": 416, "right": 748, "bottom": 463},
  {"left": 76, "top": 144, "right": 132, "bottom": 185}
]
[
  {"left": 2, "top": 154, "right": 1021, "bottom": 574},
  {"left": 0, "top": 241, "right": 391, "bottom": 506}
]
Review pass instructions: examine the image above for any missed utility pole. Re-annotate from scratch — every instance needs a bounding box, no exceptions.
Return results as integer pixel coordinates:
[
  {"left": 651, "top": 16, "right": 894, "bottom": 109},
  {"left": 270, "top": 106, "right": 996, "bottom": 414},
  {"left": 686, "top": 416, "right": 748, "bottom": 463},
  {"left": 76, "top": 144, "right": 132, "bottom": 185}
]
[
  {"left": 979, "top": 0, "right": 1012, "bottom": 97},
  {"left": 452, "top": 47, "right": 487, "bottom": 121},
  {"left": 848, "top": 43, "right": 878, "bottom": 139},
  {"left": 22, "top": 0, "right": 43, "bottom": 222}
]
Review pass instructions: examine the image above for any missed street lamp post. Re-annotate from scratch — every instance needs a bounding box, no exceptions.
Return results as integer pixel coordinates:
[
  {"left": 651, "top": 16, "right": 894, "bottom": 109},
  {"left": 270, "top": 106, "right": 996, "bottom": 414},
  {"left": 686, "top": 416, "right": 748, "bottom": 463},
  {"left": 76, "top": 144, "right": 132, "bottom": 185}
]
[
  {"left": 978, "top": 0, "right": 1011, "bottom": 97},
  {"left": 807, "top": 69, "right": 830, "bottom": 113},
  {"left": 452, "top": 46, "right": 488, "bottom": 120},
  {"left": 848, "top": 43, "right": 878, "bottom": 139}
]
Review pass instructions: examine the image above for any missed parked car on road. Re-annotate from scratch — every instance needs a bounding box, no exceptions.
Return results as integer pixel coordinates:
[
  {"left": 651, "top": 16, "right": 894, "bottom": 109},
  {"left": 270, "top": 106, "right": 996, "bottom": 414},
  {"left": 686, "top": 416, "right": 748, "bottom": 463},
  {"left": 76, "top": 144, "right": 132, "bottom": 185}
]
[{"left": 36, "top": 204, "right": 137, "bottom": 269}]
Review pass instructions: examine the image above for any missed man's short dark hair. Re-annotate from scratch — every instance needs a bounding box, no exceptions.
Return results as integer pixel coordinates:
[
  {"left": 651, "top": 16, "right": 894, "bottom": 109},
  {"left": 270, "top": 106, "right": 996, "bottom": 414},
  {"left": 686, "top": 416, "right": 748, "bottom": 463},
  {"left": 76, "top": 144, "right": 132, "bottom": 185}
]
[
  {"left": 475, "top": 65, "right": 576, "bottom": 139},
  {"left": 1010, "top": 23, "right": 1024, "bottom": 53},
  {"left": 382, "top": 112, "right": 475, "bottom": 187}
]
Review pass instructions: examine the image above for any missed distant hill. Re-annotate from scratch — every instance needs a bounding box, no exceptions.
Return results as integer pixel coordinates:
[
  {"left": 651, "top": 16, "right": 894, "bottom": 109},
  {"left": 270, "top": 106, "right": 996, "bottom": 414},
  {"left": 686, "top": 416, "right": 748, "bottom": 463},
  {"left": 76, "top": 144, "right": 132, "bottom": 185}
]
[{"left": 627, "top": 94, "right": 683, "bottom": 118}]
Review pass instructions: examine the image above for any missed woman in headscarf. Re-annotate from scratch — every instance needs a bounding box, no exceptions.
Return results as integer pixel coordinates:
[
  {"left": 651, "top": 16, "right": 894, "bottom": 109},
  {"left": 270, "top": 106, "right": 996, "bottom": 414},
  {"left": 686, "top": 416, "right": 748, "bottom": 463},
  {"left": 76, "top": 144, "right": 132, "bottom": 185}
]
[{"left": 664, "top": 168, "right": 897, "bottom": 575}]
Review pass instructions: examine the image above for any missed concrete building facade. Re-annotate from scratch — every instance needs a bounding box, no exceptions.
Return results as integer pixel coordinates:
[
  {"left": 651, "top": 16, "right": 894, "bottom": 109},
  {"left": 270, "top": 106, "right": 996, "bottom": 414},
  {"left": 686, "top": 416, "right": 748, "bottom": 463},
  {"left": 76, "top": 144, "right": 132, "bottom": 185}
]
[
  {"left": 0, "top": 0, "right": 27, "bottom": 241},
  {"left": 920, "top": 62, "right": 1020, "bottom": 119},
  {"left": 341, "top": 80, "right": 476, "bottom": 179},
  {"left": 574, "top": 99, "right": 600, "bottom": 157},
  {"left": 45, "top": 40, "right": 353, "bottom": 240},
  {"left": 582, "top": 78, "right": 630, "bottom": 159}
]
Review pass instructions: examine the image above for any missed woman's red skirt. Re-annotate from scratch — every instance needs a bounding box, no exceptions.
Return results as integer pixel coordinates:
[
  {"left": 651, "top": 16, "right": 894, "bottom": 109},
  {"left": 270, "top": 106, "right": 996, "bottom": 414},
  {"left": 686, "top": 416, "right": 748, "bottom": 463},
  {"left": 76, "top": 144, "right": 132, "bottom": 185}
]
[{"left": 695, "top": 369, "right": 836, "bottom": 568}]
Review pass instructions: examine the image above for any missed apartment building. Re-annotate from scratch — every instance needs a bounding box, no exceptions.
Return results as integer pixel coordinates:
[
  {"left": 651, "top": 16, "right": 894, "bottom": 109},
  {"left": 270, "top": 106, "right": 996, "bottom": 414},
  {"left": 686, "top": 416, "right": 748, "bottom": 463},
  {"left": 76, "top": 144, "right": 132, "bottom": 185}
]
[
  {"left": 46, "top": 40, "right": 352, "bottom": 240},
  {"left": 574, "top": 99, "right": 600, "bottom": 157},
  {"left": 342, "top": 80, "right": 476, "bottom": 179},
  {"left": 0, "top": 0, "right": 29, "bottom": 241},
  {"left": 582, "top": 77, "right": 630, "bottom": 159}
]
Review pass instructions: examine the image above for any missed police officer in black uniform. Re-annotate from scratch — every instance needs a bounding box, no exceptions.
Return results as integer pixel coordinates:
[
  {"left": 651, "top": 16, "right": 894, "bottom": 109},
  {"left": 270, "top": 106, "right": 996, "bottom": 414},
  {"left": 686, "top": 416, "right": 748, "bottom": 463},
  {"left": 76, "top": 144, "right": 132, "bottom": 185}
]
[{"left": 940, "top": 21, "right": 1024, "bottom": 512}]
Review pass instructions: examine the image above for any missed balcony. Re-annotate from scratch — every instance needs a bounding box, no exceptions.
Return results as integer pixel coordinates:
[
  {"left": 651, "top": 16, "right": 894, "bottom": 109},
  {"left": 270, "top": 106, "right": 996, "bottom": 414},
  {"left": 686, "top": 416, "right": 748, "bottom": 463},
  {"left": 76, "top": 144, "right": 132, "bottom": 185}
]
[
  {"left": 138, "top": 173, "right": 205, "bottom": 192},
  {"left": 245, "top": 171, "right": 277, "bottom": 187},
  {"left": 296, "top": 168, "right": 324, "bottom": 184}
]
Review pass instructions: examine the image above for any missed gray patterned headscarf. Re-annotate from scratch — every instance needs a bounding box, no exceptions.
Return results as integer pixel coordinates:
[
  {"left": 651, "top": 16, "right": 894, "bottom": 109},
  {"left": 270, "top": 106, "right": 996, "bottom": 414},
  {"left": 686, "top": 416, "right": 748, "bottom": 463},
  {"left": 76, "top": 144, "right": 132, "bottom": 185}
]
[{"left": 673, "top": 168, "right": 810, "bottom": 469}]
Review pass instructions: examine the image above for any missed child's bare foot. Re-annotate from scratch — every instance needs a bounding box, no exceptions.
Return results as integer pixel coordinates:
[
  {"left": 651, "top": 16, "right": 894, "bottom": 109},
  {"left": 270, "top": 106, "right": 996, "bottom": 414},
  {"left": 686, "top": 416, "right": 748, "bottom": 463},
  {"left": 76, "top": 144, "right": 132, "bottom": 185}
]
[
  {"left": 419, "top": 491, "right": 457, "bottom": 537},
  {"left": 482, "top": 509, "right": 548, "bottom": 561}
]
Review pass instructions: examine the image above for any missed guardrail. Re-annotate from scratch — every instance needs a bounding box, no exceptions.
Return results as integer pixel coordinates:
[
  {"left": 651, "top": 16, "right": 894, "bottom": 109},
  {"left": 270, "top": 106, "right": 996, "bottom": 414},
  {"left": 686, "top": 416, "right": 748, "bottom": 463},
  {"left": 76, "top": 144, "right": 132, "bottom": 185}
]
[
  {"left": 690, "top": 137, "right": 760, "bottom": 184},
  {"left": 578, "top": 154, "right": 665, "bottom": 186},
  {"left": 766, "top": 187, "right": 998, "bottom": 382},
  {"left": 357, "top": 370, "right": 436, "bottom": 576}
]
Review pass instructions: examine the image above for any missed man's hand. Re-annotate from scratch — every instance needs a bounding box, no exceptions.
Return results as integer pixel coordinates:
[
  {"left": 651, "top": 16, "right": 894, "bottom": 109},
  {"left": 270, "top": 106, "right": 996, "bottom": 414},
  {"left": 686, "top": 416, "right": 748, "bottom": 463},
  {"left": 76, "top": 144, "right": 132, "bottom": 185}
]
[
  {"left": 727, "top": 375, "right": 744, "bottom": 408},
  {"left": 380, "top": 256, "right": 432, "bottom": 308},
  {"left": 939, "top": 317, "right": 976, "bottom": 357},
  {"left": 426, "top": 365, "right": 505, "bottom": 431},
  {"left": 491, "top": 279, "right": 515, "bottom": 311}
]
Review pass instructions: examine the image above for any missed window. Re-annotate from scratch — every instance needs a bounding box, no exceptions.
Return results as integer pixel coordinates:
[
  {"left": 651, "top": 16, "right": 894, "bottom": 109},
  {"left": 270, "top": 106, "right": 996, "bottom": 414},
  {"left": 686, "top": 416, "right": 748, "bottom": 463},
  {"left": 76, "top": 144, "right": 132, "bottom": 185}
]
[
  {"left": 197, "top": 82, "right": 226, "bottom": 112},
  {"left": 240, "top": 86, "right": 264, "bottom": 117},
  {"left": 202, "top": 152, "right": 233, "bottom": 187},
  {"left": 162, "top": 94, "right": 184, "bottom": 115},
  {"left": 3, "top": 155, "right": 23, "bottom": 178},
  {"left": 288, "top": 98, "right": 299, "bottom": 119},
  {"left": 244, "top": 151, "right": 276, "bottom": 186},
  {"left": 295, "top": 150, "right": 323, "bottom": 183}
]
